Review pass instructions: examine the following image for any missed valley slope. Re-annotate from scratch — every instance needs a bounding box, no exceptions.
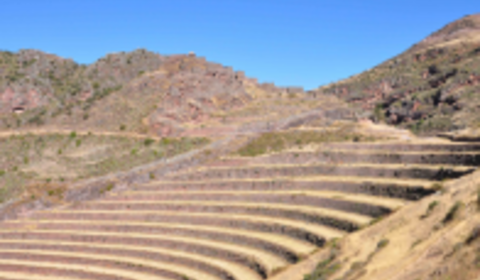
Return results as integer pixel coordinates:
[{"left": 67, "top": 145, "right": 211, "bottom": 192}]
[{"left": 313, "top": 14, "right": 480, "bottom": 136}]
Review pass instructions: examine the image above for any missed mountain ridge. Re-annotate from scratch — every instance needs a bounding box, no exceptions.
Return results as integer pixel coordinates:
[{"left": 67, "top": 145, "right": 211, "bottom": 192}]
[{"left": 313, "top": 13, "right": 480, "bottom": 136}]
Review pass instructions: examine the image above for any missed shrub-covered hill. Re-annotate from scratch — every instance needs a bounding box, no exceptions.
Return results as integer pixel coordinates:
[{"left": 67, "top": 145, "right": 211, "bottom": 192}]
[
  {"left": 0, "top": 49, "right": 351, "bottom": 138},
  {"left": 313, "top": 14, "right": 480, "bottom": 135}
]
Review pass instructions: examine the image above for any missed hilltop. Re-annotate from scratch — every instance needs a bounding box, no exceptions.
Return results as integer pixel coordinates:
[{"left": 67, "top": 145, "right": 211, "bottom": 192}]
[
  {"left": 313, "top": 13, "right": 480, "bottom": 135},
  {"left": 0, "top": 49, "right": 351, "bottom": 139}
]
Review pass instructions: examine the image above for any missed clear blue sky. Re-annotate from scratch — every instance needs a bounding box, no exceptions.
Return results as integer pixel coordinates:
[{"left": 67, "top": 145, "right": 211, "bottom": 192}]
[{"left": 0, "top": 0, "right": 477, "bottom": 90}]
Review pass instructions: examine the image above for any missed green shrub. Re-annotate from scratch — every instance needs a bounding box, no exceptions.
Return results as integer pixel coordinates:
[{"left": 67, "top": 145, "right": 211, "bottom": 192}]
[
  {"left": 431, "top": 183, "right": 444, "bottom": 192},
  {"left": 443, "top": 201, "right": 463, "bottom": 224},
  {"left": 377, "top": 239, "right": 390, "bottom": 249},
  {"left": 374, "top": 103, "right": 385, "bottom": 122},
  {"left": 428, "top": 201, "right": 440, "bottom": 212},
  {"left": 303, "top": 257, "right": 341, "bottom": 280},
  {"left": 421, "top": 200, "right": 440, "bottom": 219},
  {"left": 466, "top": 225, "right": 480, "bottom": 245},
  {"left": 161, "top": 138, "right": 172, "bottom": 145},
  {"left": 144, "top": 138, "right": 155, "bottom": 146}
]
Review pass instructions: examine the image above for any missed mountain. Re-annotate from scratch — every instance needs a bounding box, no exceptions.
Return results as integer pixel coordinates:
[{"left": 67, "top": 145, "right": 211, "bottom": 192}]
[
  {"left": 1, "top": 13, "right": 480, "bottom": 280},
  {"left": 0, "top": 49, "right": 351, "bottom": 138},
  {"left": 0, "top": 47, "right": 353, "bottom": 205},
  {"left": 313, "top": 14, "right": 480, "bottom": 135}
]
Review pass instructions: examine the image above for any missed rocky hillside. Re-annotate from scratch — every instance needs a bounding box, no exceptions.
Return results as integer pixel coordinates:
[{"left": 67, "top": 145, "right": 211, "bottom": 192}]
[
  {"left": 0, "top": 49, "right": 349, "bottom": 138},
  {"left": 313, "top": 14, "right": 480, "bottom": 135}
]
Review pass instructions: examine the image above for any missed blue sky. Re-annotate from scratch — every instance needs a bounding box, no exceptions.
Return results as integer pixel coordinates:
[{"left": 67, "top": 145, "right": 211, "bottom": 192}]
[{"left": 0, "top": 0, "right": 477, "bottom": 90}]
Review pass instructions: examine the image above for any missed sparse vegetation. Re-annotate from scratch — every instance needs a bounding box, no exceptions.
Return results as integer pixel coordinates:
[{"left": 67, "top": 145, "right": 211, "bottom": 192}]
[
  {"left": 421, "top": 200, "right": 440, "bottom": 219},
  {"left": 443, "top": 201, "right": 463, "bottom": 224},
  {"left": 377, "top": 239, "right": 390, "bottom": 249},
  {"left": 303, "top": 255, "right": 341, "bottom": 280},
  {"left": 431, "top": 182, "right": 444, "bottom": 192},
  {"left": 237, "top": 125, "right": 377, "bottom": 157},
  {"left": 144, "top": 138, "right": 155, "bottom": 146},
  {"left": 466, "top": 225, "right": 480, "bottom": 245},
  {"left": 0, "top": 133, "right": 209, "bottom": 203}
]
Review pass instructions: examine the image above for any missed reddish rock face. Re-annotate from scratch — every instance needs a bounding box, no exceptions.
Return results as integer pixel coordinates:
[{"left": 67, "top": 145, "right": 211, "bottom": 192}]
[
  {"left": 0, "top": 87, "right": 50, "bottom": 114},
  {"left": 142, "top": 55, "right": 259, "bottom": 137}
]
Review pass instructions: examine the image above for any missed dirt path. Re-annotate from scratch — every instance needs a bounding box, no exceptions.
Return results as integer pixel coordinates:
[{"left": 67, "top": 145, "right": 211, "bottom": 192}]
[{"left": 0, "top": 129, "right": 165, "bottom": 141}]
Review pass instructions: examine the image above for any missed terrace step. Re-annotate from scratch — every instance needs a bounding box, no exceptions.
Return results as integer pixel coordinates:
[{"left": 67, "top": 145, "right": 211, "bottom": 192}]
[
  {"left": 321, "top": 142, "right": 480, "bottom": 152},
  {"left": 29, "top": 211, "right": 343, "bottom": 246},
  {"left": 0, "top": 247, "right": 222, "bottom": 280},
  {"left": 0, "top": 259, "right": 170, "bottom": 280},
  {"left": 0, "top": 229, "right": 280, "bottom": 278},
  {"left": 2, "top": 220, "right": 307, "bottom": 263},
  {"left": 101, "top": 192, "right": 392, "bottom": 218},
  {"left": 139, "top": 176, "right": 434, "bottom": 200},
  {"left": 112, "top": 190, "right": 406, "bottom": 209},
  {"left": 2, "top": 138, "right": 475, "bottom": 280},
  {"left": 169, "top": 163, "right": 475, "bottom": 181},
  {"left": 66, "top": 201, "right": 371, "bottom": 231},
  {"left": 0, "top": 238, "right": 260, "bottom": 280},
  {"left": 0, "top": 239, "right": 236, "bottom": 280},
  {"left": 238, "top": 150, "right": 480, "bottom": 166},
  {"left": 0, "top": 272, "right": 94, "bottom": 280},
  {"left": 0, "top": 249, "right": 216, "bottom": 280}
]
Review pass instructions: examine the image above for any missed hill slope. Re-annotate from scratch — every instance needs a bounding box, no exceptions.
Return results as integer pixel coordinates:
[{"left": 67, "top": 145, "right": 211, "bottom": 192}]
[
  {"left": 0, "top": 50, "right": 351, "bottom": 139},
  {"left": 314, "top": 14, "right": 480, "bottom": 135}
]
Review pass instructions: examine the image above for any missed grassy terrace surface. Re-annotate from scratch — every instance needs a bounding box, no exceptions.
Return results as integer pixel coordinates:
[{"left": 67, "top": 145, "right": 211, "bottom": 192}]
[
  {"left": 0, "top": 133, "right": 209, "bottom": 204},
  {"left": 0, "top": 138, "right": 478, "bottom": 280},
  {"left": 235, "top": 127, "right": 378, "bottom": 157},
  {"left": 169, "top": 163, "right": 475, "bottom": 181}
]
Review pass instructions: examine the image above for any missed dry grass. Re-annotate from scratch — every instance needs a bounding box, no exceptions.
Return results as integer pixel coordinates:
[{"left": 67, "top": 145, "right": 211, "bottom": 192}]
[
  {"left": 235, "top": 125, "right": 378, "bottom": 157},
  {"left": 0, "top": 133, "right": 209, "bottom": 204},
  {"left": 273, "top": 170, "right": 480, "bottom": 280}
]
